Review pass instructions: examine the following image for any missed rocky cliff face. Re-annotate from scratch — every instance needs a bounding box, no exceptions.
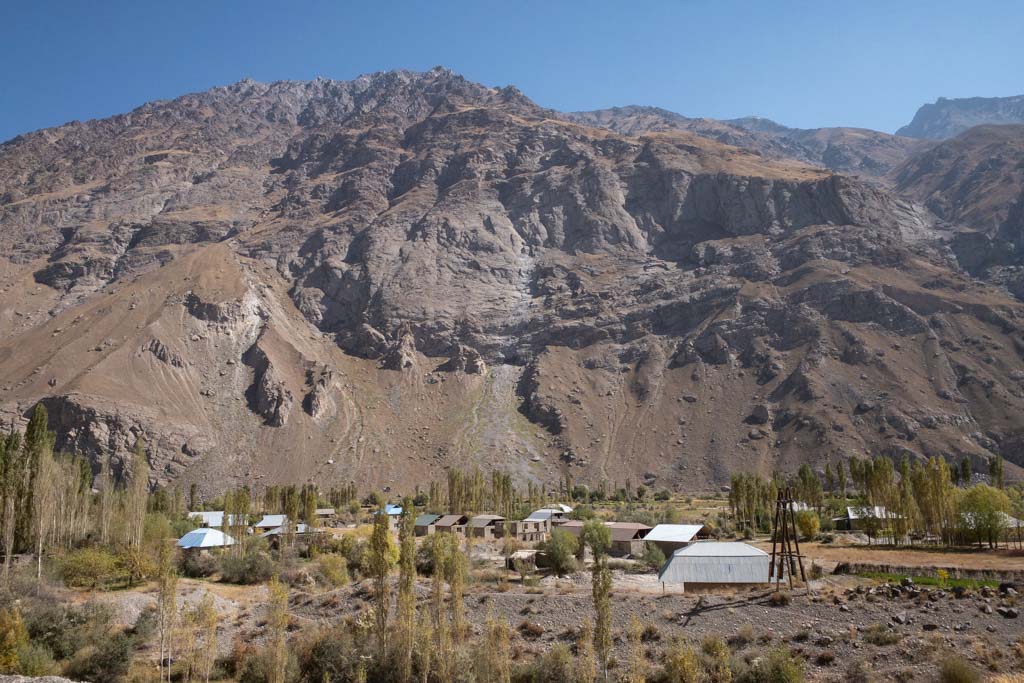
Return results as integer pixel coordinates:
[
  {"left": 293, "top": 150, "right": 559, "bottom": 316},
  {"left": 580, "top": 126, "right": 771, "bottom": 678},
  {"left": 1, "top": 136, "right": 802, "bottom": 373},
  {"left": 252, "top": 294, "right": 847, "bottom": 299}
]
[
  {"left": 1, "top": 68, "right": 1023, "bottom": 494},
  {"left": 564, "top": 106, "right": 932, "bottom": 179},
  {"left": 897, "top": 95, "right": 1024, "bottom": 140}
]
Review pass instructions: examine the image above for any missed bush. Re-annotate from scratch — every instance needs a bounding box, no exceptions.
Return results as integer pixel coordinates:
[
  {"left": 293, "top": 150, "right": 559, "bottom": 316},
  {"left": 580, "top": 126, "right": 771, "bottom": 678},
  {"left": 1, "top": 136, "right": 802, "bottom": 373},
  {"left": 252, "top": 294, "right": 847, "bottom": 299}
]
[
  {"left": 22, "top": 601, "right": 114, "bottom": 660},
  {"left": 297, "top": 627, "right": 359, "bottom": 683},
  {"left": 317, "top": 555, "right": 349, "bottom": 587},
  {"left": 795, "top": 511, "right": 820, "bottom": 540},
  {"left": 737, "top": 647, "right": 804, "bottom": 683},
  {"left": 537, "top": 530, "right": 578, "bottom": 577},
  {"left": 415, "top": 533, "right": 444, "bottom": 576},
  {"left": 768, "top": 591, "right": 791, "bottom": 607},
  {"left": 220, "top": 552, "right": 276, "bottom": 584},
  {"left": 16, "top": 642, "right": 57, "bottom": 676},
  {"left": 180, "top": 551, "right": 220, "bottom": 578},
  {"left": 938, "top": 657, "right": 980, "bottom": 683},
  {"left": 66, "top": 632, "right": 135, "bottom": 683},
  {"left": 0, "top": 607, "right": 28, "bottom": 672},
  {"left": 863, "top": 623, "right": 901, "bottom": 646},
  {"left": 58, "top": 548, "right": 124, "bottom": 589},
  {"left": 663, "top": 637, "right": 701, "bottom": 682},
  {"left": 641, "top": 543, "right": 666, "bottom": 570},
  {"left": 520, "top": 643, "right": 573, "bottom": 683}
]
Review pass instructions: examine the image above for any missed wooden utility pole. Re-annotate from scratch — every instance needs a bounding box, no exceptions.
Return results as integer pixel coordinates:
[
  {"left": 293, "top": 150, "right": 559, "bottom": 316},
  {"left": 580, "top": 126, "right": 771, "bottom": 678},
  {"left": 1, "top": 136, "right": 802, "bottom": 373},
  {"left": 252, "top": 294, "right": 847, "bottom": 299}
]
[{"left": 769, "top": 487, "right": 807, "bottom": 591}]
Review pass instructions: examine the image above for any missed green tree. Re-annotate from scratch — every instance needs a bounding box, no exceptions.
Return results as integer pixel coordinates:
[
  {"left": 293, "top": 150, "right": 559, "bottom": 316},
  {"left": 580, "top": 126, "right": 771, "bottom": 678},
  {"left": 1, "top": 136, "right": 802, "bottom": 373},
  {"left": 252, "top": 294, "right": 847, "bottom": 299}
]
[
  {"left": 0, "top": 606, "right": 28, "bottom": 673},
  {"left": 958, "top": 484, "right": 1011, "bottom": 548},
  {"left": 795, "top": 511, "right": 820, "bottom": 540},
  {"left": 541, "top": 529, "right": 579, "bottom": 576},
  {"left": 368, "top": 505, "right": 394, "bottom": 657},
  {"left": 396, "top": 497, "right": 416, "bottom": 682}
]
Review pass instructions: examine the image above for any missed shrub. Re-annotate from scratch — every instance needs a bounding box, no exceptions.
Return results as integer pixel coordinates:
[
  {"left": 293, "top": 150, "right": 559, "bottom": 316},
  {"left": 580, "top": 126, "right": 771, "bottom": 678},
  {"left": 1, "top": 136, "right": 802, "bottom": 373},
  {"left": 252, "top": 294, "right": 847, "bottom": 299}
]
[
  {"left": 524, "top": 643, "right": 573, "bottom": 683},
  {"left": 663, "top": 637, "right": 701, "bottom": 682},
  {"left": 415, "top": 533, "right": 444, "bottom": 576},
  {"left": 297, "top": 627, "right": 358, "bottom": 683},
  {"left": 815, "top": 651, "right": 835, "bottom": 666},
  {"left": 642, "top": 543, "right": 666, "bottom": 570},
  {"left": 730, "top": 624, "right": 757, "bottom": 648},
  {"left": 655, "top": 489, "right": 672, "bottom": 501},
  {"left": 58, "top": 548, "right": 123, "bottom": 589},
  {"left": 737, "top": 647, "right": 804, "bottom": 683},
  {"left": 768, "top": 591, "right": 791, "bottom": 607},
  {"left": 66, "top": 632, "right": 135, "bottom": 683},
  {"left": 220, "top": 552, "right": 276, "bottom": 584},
  {"left": 795, "top": 511, "right": 820, "bottom": 540},
  {"left": 0, "top": 607, "right": 28, "bottom": 673},
  {"left": 180, "top": 551, "right": 220, "bottom": 578},
  {"left": 22, "top": 601, "right": 113, "bottom": 660},
  {"left": 317, "top": 554, "right": 350, "bottom": 587},
  {"left": 938, "top": 657, "right": 980, "bottom": 683},
  {"left": 863, "top": 623, "right": 901, "bottom": 646},
  {"left": 16, "top": 642, "right": 57, "bottom": 676},
  {"left": 537, "top": 530, "right": 578, "bottom": 576}
]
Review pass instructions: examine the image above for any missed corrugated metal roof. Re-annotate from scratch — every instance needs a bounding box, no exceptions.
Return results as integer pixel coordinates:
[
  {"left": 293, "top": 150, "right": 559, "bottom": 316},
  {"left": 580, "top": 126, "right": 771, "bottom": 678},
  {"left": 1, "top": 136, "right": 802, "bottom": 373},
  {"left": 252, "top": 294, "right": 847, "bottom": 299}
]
[
  {"left": 644, "top": 524, "right": 705, "bottom": 543},
  {"left": 525, "top": 509, "right": 556, "bottom": 522},
  {"left": 315, "top": 508, "right": 335, "bottom": 516},
  {"left": 261, "top": 523, "right": 316, "bottom": 536},
  {"left": 468, "top": 514, "right": 505, "bottom": 527},
  {"left": 673, "top": 542, "right": 767, "bottom": 557},
  {"left": 659, "top": 542, "right": 772, "bottom": 584},
  {"left": 177, "top": 528, "right": 236, "bottom": 549},
  {"left": 254, "top": 514, "right": 287, "bottom": 528},
  {"left": 415, "top": 514, "right": 441, "bottom": 527},
  {"left": 435, "top": 514, "right": 467, "bottom": 527}
]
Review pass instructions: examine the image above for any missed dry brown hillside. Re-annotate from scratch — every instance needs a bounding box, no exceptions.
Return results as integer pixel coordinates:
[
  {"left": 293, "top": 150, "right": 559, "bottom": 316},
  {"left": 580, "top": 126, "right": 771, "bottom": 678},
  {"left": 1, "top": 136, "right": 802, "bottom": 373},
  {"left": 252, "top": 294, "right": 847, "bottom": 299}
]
[{"left": 1, "top": 69, "right": 1023, "bottom": 495}]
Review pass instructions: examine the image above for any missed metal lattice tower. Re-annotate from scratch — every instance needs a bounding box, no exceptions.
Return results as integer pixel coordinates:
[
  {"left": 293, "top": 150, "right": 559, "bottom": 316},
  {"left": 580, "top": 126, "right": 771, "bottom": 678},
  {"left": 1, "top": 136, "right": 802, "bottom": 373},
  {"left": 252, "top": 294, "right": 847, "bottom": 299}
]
[{"left": 769, "top": 487, "right": 807, "bottom": 591}]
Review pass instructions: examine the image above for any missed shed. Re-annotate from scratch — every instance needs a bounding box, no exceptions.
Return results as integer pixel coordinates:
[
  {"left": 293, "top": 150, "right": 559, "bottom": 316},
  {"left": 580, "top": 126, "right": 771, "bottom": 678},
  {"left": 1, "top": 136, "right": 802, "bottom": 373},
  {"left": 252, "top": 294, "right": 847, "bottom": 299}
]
[
  {"left": 644, "top": 524, "right": 708, "bottom": 555},
  {"left": 415, "top": 513, "right": 441, "bottom": 536},
  {"left": 315, "top": 508, "right": 336, "bottom": 518},
  {"left": 177, "top": 528, "right": 236, "bottom": 550},
  {"left": 468, "top": 514, "right": 506, "bottom": 539},
  {"left": 434, "top": 514, "right": 469, "bottom": 536},
  {"left": 658, "top": 542, "right": 772, "bottom": 589}
]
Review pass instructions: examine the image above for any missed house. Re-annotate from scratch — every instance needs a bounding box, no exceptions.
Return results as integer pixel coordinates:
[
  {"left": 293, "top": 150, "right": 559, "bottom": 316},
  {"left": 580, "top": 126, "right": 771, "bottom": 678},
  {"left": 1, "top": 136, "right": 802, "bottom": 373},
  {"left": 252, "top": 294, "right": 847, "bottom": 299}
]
[
  {"left": 414, "top": 513, "right": 441, "bottom": 536},
  {"left": 525, "top": 506, "right": 572, "bottom": 525},
  {"left": 658, "top": 542, "right": 773, "bottom": 590},
  {"left": 607, "top": 522, "right": 652, "bottom": 557},
  {"left": 434, "top": 514, "right": 469, "bottom": 536},
  {"left": 177, "top": 528, "right": 236, "bottom": 552},
  {"left": 644, "top": 524, "right": 709, "bottom": 556},
  {"left": 188, "top": 511, "right": 248, "bottom": 529},
  {"left": 506, "top": 549, "right": 539, "bottom": 573},
  {"left": 376, "top": 504, "right": 404, "bottom": 530},
  {"left": 315, "top": 508, "right": 336, "bottom": 519},
  {"left": 556, "top": 521, "right": 652, "bottom": 556},
  {"left": 253, "top": 514, "right": 288, "bottom": 532},
  {"left": 831, "top": 506, "right": 899, "bottom": 532},
  {"left": 499, "top": 517, "right": 550, "bottom": 542},
  {"left": 468, "top": 514, "right": 506, "bottom": 539}
]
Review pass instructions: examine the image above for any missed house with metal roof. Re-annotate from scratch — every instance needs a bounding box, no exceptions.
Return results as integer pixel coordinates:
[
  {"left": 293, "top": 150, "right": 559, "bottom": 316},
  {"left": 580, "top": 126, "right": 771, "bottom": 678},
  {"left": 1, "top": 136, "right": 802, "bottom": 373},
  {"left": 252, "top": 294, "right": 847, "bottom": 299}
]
[
  {"left": 434, "top": 514, "right": 468, "bottom": 536},
  {"left": 658, "top": 542, "right": 773, "bottom": 589},
  {"left": 468, "top": 514, "right": 506, "bottom": 539},
  {"left": 500, "top": 517, "right": 550, "bottom": 542},
  {"left": 177, "top": 527, "right": 236, "bottom": 551},
  {"left": 557, "top": 521, "right": 652, "bottom": 557},
  {"left": 644, "top": 524, "right": 709, "bottom": 555},
  {"left": 414, "top": 513, "right": 441, "bottom": 536},
  {"left": 189, "top": 511, "right": 248, "bottom": 529},
  {"left": 253, "top": 514, "right": 288, "bottom": 531},
  {"left": 831, "top": 506, "right": 901, "bottom": 532},
  {"left": 315, "top": 508, "right": 336, "bottom": 518},
  {"left": 525, "top": 506, "right": 572, "bottom": 525}
]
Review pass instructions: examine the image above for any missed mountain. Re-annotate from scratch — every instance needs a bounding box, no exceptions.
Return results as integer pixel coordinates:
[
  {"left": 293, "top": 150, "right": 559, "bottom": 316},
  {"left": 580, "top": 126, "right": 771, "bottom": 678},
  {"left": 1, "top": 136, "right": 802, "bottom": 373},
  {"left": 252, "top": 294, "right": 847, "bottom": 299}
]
[
  {"left": 893, "top": 124, "right": 1024, "bottom": 296},
  {"left": 2, "top": 68, "right": 1023, "bottom": 495},
  {"left": 563, "top": 106, "right": 933, "bottom": 178},
  {"left": 897, "top": 95, "right": 1024, "bottom": 140}
]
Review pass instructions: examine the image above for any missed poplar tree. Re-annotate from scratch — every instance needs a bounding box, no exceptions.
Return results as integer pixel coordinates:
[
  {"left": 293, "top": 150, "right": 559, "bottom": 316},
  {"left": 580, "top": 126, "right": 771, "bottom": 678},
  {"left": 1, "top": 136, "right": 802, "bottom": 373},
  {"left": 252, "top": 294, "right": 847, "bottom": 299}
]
[
  {"left": 396, "top": 497, "right": 416, "bottom": 683},
  {"left": 157, "top": 537, "right": 179, "bottom": 683},
  {"left": 125, "top": 438, "right": 149, "bottom": 548},
  {"left": 368, "top": 504, "right": 392, "bottom": 658},
  {"left": 575, "top": 620, "right": 597, "bottom": 683},
  {"left": 266, "top": 576, "right": 289, "bottom": 683}
]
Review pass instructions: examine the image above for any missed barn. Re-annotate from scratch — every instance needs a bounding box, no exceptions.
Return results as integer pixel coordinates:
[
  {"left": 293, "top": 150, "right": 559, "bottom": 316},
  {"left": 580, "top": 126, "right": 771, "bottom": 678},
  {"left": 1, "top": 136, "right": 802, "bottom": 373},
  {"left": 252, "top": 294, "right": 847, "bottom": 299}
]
[{"left": 658, "top": 542, "right": 772, "bottom": 588}]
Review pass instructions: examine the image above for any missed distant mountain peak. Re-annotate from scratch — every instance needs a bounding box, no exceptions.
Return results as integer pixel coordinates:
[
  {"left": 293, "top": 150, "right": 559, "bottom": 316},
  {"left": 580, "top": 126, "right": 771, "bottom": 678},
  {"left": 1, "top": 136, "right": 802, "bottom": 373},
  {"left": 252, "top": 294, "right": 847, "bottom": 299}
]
[{"left": 897, "top": 94, "right": 1024, "bottom": 139}]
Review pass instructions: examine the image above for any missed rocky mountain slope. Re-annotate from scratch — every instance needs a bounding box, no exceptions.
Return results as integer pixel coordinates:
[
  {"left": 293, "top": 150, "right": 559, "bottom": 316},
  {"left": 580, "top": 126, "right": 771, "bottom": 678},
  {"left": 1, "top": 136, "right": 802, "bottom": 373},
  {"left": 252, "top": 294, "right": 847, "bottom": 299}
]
[
  {"left": 563, "top": 106, "right": 932, "bottom": 178},
  {"left": 2, "top": 68, "right": 1023, "bottom": 494},
  {"left": 897, "top": 95, "right": 1024, "bottom": 139},
  {"left": 893, "top": 124, "right": 1024, "bottom": 296}
]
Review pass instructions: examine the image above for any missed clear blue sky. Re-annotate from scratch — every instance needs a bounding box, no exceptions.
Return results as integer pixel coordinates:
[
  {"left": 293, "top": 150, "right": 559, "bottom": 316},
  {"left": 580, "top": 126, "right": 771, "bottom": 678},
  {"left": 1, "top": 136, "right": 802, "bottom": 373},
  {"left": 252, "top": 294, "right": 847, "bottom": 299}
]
[{"left": 2, "top": 0, "right": 1022, "bottom": 142}]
